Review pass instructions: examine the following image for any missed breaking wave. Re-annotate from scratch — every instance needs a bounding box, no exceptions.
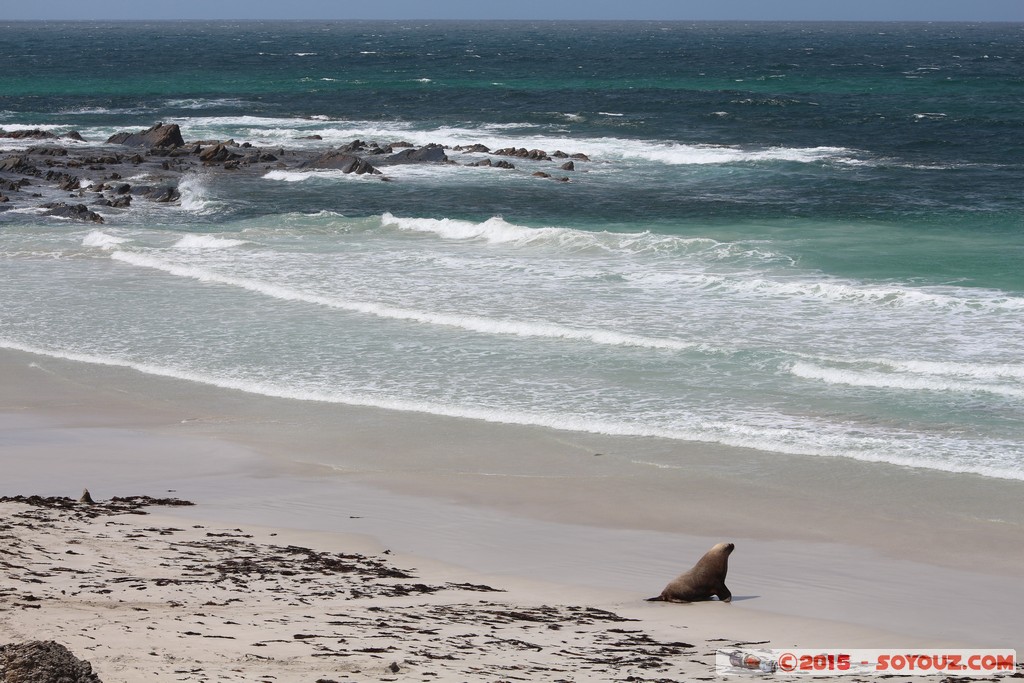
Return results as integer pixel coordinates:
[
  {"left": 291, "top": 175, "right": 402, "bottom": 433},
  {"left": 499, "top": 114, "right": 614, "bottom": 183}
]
[{"left": 107, "top": 250, "right": 692, "bottom": 350}]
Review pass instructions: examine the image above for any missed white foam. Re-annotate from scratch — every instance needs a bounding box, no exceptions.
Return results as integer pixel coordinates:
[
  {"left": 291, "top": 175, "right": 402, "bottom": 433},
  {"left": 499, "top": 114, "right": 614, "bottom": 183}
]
[
  {"left": 163, "top": 98, "right": 254, "bottom": 110},
  {"left": 172, "top": 235, "right": 248, "bottom": 250},
  {"left": 381, "top": 212, "right": 558, "bottom": 245},
  {"left": 108, "top": 250, "right": 691, "bottom": 351},
  {"left": 168, "top": 113, "right": 859, "bottom": 167},
  {"left": 699, "top": 272, "right": 1024, "bottom": 312},
  {"left": 263, "top": 170, "right": 316, "bottom": 182},
  {"left": 81, "top": 231, "right": 129, "bottom": 250},
  {"left": 176, "top": 175, "right": 217, "bottom": 213},
  {"left": 0, "top": 123, "right": 64, "bottom": 132},
  {"left": 262, "top": 169, "right": 377, "bottom": 182},
  {"left": 790, "top": 362, "right": 1024, "bottom": 399},
  {"left": 801, "top": 354, "right": 1024, "bottom": 382},
  {"left": 628, "top": 143, "right": 852, "bottom": 165},
  {"left": 2, "top": 337, "right": 1020, "bottom": 481},
  {"left": 379, "top": 212, "right": 731, "bottom": 257}
]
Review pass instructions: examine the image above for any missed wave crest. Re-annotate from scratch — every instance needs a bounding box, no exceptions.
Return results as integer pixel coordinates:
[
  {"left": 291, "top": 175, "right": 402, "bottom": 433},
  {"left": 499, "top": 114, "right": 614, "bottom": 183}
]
[
  {"left": 108, "top": 250, "right": 691, "bottom": 350},
  {"left": 791, "top": 361, "right": 1024, "bottom": 398},
  {"left": 82, "top": 231, "right": 129, "bottom": 250}
]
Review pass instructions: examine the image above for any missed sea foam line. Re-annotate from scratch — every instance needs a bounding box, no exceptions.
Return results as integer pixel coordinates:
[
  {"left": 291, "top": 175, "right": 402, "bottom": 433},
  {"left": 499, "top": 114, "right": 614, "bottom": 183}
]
[
  {"left": 82, "top": 231, "right": 129, "bottom": 250},
  {"left": 695, "top": 272, "right": 1024, "bottom": 312},
  {"left": 380, "top": 212, "right": 735, "bottom": 255},
  {"left": 791, "top": 361, "right": 1024, "bottom": 398},
  {"left": 170, "top": 113, "right": 860, "bottom": 167},
  {"left": 2, "top": 338, "right": 1020, "bottom": 481},
  {"left": 380, "top": 215, "right": 1022, "bottom": 311},
  {"left": 795, "top": 353, "right": 1024, "bottom": 381},
  {"left": 108, "top": 250, "right": 691, "bottom": 350}
]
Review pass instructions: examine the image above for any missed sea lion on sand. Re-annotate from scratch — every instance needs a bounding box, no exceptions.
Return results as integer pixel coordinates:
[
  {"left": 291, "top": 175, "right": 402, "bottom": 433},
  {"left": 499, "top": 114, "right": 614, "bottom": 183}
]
[{"left": 647, "top": 542, "right": 734, "bottom": 603}]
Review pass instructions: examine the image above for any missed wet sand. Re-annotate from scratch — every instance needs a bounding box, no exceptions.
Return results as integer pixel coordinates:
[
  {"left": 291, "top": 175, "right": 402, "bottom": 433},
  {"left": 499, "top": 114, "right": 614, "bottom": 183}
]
[{"left": 2, "top": 346, "right": 1022, "bottom": 680}]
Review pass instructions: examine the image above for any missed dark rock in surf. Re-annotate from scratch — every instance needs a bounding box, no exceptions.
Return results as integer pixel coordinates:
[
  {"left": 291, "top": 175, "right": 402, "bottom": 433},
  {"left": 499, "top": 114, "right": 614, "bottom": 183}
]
[
  {"left": 381, "top": 144, "right": 447, "bottom": 165},
  {"left": 0, "top": 129, "right": 58, "bottom": 140},
  {"left": 494, "top": 147, "right": 550, "bottom": 161},
  {"left": 106, "top": 122, "right": 184, "bottom": 149},
  {"left": 41, "top": 202, "right": 104, "bottom": 223},
  {"left": 0, "top": 156, "right": 37, "bottom": 174},
  {"left": 27, "top": 146, "right": 68, "bottom": 157},
  {"left": 199, "top": 143, "right": 241, "bottom": 164},
  {"left": 300, "top": 150, "right": 381, "bottom": 175},
  {"left": 147, "top": 186, "right": 180, "bottom": 202},
  {"left": 130, "top": 185, "right": 180, "bottom": 202}
]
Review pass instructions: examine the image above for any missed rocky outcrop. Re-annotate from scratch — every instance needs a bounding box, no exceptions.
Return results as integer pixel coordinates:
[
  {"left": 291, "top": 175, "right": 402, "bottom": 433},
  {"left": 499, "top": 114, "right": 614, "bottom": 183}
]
[
  {"left": 494, "top": 147, "right": 550, "bottom": 161},
  {"left": 0, "top": 640, "right": 103, "bottom": 683},
  {"left": 131, "top": 185, "right": 180, "bottom": 202},
  {"left": 300, "top": 150, "right": 380, "bottom": 174},
  {"left": 41, "top": 202, "right": 104, "bottom": 223},
  {"left": 381, "top": 144, "right": 447, "bottom": 165},
  {"left": 1, "top": 122, "right": 588, "bottom": 221},
  {"left": 106, "top": 122, "right": 184, "bottom": 149},
  {"left": 0, "top": 156, "right": 37, "bottom": 174},
  {"left": 0, "top": 129, "right": 58, "bottom": 140},
  {"left": 453, "top": 143, "right": 490, "bottom": 153},
  {"left": 199, "top": 143, "right": 241, "bottom": 164}
]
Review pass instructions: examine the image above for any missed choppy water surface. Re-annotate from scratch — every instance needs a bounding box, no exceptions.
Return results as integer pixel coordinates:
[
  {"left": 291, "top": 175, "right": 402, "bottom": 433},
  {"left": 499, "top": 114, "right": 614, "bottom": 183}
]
[{"left": 1, "top": 21, "right": 1022, "bottom": 479}]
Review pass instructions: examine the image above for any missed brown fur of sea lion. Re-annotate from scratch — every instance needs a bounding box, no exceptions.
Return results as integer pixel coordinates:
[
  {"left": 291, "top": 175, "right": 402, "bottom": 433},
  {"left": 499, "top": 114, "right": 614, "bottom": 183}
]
[{"left": 647, "top": 542, "right": 734, "bottom": 603}]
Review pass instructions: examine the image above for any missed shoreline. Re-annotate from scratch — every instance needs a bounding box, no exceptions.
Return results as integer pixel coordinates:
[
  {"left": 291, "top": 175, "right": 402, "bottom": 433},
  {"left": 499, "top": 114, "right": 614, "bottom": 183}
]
[{"left": 3, "top": 345, "right": 1023, "bottom": 667}]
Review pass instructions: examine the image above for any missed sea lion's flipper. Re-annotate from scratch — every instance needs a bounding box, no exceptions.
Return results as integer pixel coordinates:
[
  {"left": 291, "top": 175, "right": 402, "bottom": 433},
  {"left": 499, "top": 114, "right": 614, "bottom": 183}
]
[
  {"left": 717, "top": 583, "right": 732, "bottom": 602},
  {"left": 645, "top": 595, "right": 665, "bottom": 602}
]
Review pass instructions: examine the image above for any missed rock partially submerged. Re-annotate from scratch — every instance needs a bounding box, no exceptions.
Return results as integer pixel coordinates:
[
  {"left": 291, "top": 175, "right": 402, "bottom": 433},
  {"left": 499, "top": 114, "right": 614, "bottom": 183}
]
[
  {"left": 0, "top": 123, "right": 591, "bottom": 220},
  {"left": 105, "top": 122, "right": 184, "bottom": 149},
  {"left": 41, "top": 202, "right": 104, "bottom": 223},
  {"left": 300, "top": 150, "right": 381, "bottom": 174},
  {"left": 380, "top": 143, "right": 448, "bottom": 165},
  {"left": 0, "top": 640, "right": 103, "bottom": 683},
  {"left": 0, "top": 129, "right": 58, "bottom": 140}
]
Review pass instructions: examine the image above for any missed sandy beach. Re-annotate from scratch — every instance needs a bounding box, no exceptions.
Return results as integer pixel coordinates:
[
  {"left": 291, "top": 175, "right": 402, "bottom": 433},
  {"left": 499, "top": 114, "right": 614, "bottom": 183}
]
[{"left": 2, "top": 346, "right": 1022, "bottom": 681}]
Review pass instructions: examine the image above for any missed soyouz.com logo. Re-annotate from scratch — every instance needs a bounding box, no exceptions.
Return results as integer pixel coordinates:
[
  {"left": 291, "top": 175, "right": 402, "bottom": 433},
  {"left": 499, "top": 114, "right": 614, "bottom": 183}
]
[{"left": 716, "top": 649, "right": 1016, "bottom": 676}]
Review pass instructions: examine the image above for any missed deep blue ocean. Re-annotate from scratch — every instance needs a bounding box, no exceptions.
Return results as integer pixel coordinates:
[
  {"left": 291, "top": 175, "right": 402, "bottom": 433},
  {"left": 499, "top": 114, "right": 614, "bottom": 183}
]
[{"left": 2, "top": 21, "right": 1022, "bottom": 479}]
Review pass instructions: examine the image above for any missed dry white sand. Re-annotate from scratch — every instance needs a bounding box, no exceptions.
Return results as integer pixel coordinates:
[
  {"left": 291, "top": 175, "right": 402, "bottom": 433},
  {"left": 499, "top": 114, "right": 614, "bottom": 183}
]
[{"left": 2, "top": 347, "right": 1022, "bottom": 681}]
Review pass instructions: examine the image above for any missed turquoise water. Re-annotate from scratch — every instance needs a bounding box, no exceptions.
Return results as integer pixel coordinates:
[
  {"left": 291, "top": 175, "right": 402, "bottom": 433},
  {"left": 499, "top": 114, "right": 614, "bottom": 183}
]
[{"left": 1, "top": 21, "right": 1022, "bottom": 479}]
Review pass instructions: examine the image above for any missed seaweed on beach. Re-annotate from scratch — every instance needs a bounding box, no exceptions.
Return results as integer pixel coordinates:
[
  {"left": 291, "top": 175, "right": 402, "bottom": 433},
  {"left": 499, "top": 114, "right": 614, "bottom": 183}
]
[{"left": 0, "top": 494, "right": 194, "bottom": 520}]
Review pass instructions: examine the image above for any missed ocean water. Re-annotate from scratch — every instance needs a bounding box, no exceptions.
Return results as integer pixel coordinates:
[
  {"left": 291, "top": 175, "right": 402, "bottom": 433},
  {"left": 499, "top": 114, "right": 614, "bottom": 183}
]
[{"left": 1, "top": 21, "right": 1022, "bottom": 480}]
